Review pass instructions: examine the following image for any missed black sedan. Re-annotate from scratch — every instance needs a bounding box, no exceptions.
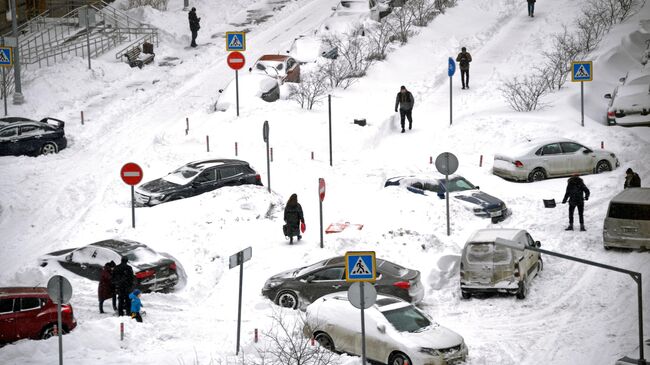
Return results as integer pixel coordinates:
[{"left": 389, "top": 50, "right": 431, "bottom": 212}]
[
  {"left": 385, "top": 175, "right": 510, "bottom": 223},
  {"left": 0, "top": 117, "right": 67, "bottom": 156},
  {"left": 262, "top": 256, "right": 424, "bottom": 309},
  {"left": 39, "top": 239, "right": 180, "bottom": 292},
  {"left": 135, "top": 159, "right": 263, "bottom": 206}
]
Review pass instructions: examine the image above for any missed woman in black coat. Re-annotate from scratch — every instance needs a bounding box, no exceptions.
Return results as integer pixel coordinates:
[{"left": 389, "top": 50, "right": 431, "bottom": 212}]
[{"left": 284, "top": 193, "right": 305, "bottom": 244}]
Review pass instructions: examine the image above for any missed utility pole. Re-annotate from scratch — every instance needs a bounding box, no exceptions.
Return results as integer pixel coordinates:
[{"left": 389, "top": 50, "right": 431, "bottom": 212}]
[{"left": 9, "top": 0, "right": 24, "bottom": 104}]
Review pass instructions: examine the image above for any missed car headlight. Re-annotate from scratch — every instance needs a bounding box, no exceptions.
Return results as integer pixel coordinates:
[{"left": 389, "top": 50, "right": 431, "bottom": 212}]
[
  {"left": 150, "top": 193, "right": 167, "bottom": 200},
  {"left": 419, "top": 347, "right": 440, "bottom": 356},
  {"left": 264, "top": 280, "right": 282, "bottom": 289},
  {"left": 473, "top": 207, "right": 483, "bottom": 213}
]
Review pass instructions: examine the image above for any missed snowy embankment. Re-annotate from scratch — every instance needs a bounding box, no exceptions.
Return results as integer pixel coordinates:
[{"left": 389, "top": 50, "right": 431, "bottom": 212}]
[{"left": 0, "top": 0, "right": 649, "bottom": 364}]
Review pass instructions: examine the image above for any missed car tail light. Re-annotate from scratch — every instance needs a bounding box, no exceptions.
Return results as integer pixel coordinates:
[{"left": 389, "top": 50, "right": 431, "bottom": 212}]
[
  {"left": 255, "top": 174, "right": 261, "bottom": 182},
  {"left": 62, "top": 305, "right": 72, "bottom": 314},
  {"left": 136, "top": 269, "right": 156, "bottom": 279},
  {"left": 169, "top": 262, "right": 177, "bottom": 271},
  {"left": 393, "top": 281, "right": 411, "bottom": 290},
  {"left": 514, "top": 160, "right": 524, "bottom": 168},
  {"left": 514, "top": 263, "right": 520, "bottom": 278}
]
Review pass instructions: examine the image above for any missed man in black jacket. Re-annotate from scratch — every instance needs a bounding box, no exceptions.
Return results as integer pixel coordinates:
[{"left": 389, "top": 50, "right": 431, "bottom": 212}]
[
  {"left": 188, "top": 7, "right": 201, "bottom": 47},
  {"left": 455, "top": 47, "right": 472, "bottom": 89},
  {"left": 527, "top": 0, "right": 536, "bottom": 17},
  {"left": 394, "top": 85, "right": 415, "bottom": 133},
  {"left": 562, "top": 175, "right": 590, "bottom": 231},
  {"left": 624, "top": 168, "right": 641, "bottom": 189},
  {"left": 112, "top": 256, "right": 135, "bottom": 316}
]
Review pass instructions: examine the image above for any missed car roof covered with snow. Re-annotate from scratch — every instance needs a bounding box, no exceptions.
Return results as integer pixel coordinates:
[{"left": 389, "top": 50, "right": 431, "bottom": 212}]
[
  {"left": 466, "top": 228, "right": 523, "bottom": 243},
  {"left": 609, "top": 187, "right": 650, "bottom": 205}
]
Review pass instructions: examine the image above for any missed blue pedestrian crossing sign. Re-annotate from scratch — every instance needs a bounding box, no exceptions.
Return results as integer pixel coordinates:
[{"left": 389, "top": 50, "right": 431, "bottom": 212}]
[
  {"left": 0, "top": 47, "right": 13, "bottom": 67},
  {"left": 571, "top": 61, "right": 592, "bottom": 82},
  {"left": 226, "top": 32, "right": 246, "bottom": 51},
  {"left": 345, "top": 251, "right": 376, "bottom": 283}
]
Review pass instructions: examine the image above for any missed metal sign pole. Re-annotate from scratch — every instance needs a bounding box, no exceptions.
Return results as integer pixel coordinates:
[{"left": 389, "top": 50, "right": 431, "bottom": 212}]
[
  {"left": 328, "top": 94, "right": 332, "bottom": 167},
  {"left": 235, "top": 252, "right": 244, "bottom": 355},
  {"left": 86, "top": 6, "right": 91, "bottom": 70},
  {"left": 360, "top": 282, "right": 367, "bottom": 364},
  {"left": 266, "top": 141, "right": 271, "bottom": 193},
  {"left": 9, "top": 0, "right": 23, "bottom": 104},
  {"left": 131, "top": 185, "right": 135, "bottom": 228},
  {"left": 2, "top": 66, "right": 6, "bottom": 116},
  {"left": 580, "top": 81, "right": 584, "bottom": 127},
  {"left": 449, "top": 76, "right": 453, "bottom": 126},
  {"left": 319, "top": 197, "right": 323, "bottom": 249},
  {"left": 445, "top": 172, "right": 450, "bottom": 236},
  {"left": 236, "top": 70, "right": 240, "bottom": 117},
  {"left": 57, "top": 276, "right": 63, "bottom": 365}
]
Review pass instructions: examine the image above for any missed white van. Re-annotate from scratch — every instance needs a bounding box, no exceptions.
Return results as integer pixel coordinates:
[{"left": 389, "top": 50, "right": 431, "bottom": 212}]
[{"left": 603, "top": 188, "right": 650, "bottom": 250}]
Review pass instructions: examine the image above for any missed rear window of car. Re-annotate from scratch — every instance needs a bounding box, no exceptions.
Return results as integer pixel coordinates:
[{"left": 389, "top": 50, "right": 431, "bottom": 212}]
[
  {"left": 20, "top": 297, "right": 41, "bottom": 311},
  {"left": 125, "top": 247, "right": 159, "bottom": 263},
  {"left": 466, "top": 243, "right": 512, "bottom": 264},
  {"left": 0, "top": 298, "right": 14, "bottom": 314},
  {"left": 220, "top": 166, "right": 242, "bottom": 179},
  {"left": 0, "top": 127, "right": 17, "bottom": 138},
  {"left": 376, "top": 260, "right": 408, "bottom": 277},
  {"left": 608, "top": 203, "right": 650, "bottom": 221},
  {"left": 560, "top": 142, "right": 583, "bottom": 153}
]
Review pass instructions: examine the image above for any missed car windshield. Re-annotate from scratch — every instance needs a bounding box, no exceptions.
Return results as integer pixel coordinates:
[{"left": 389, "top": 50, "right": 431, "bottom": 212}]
[
  {"left": 382, "top": 305, "right": 431, "bottom": 333},
  {"left": 123, "top": 247, "right": 159, "bottom": 263},
  {"left": 443, "top": 177, "right": 476, "bottom": 192},
  {"left": 163, "top": 166, "right": 201, "bottom": 185},
  {"left": 295, "top": 259, "right": 328, "bottom": 277}
]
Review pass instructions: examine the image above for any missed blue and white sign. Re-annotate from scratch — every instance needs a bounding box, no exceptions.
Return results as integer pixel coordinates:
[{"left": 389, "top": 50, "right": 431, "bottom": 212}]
[
  {"left": 345, "top": 251, "right": 376, "bottom": 282},
  {"left": 571, "top": 61, "right": 592, "bottom": 82},
  {"left": 448, "top": 57, "right": 456, "bottom": 77},
  {"left": 0, "top": 47, "right": 13, "bottom": 67},
  {"left": 226, "top": 32, "right": 246, "bottom": 52}
]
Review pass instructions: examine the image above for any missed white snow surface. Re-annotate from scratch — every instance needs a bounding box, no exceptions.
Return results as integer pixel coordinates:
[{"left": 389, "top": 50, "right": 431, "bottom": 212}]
[{"left": 1, "top": 0, "right": 650, "bottom": 364}]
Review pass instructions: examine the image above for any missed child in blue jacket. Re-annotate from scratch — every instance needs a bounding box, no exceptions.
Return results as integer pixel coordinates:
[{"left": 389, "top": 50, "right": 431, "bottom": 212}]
[{"left": 129, "top": 289, "right": 143, "bottom": 323}]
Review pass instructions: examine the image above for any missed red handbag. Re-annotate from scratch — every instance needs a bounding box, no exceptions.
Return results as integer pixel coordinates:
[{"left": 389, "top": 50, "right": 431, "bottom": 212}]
[{"left": 300, "top": 222, "right": 306, "bottom": 233}]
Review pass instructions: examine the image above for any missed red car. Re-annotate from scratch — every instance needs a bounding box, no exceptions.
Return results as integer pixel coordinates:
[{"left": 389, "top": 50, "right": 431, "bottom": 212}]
[
  {"left": 250, "top": 55, "right": 301, "bottom": 83},
  {"left": 0, "top": 287, "right": 77, "bottom": 343}
]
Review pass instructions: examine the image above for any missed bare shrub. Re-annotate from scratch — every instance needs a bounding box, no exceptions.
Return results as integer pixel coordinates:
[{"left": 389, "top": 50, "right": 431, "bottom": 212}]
[
  {"left": 127, "top": 0, "right": 169, "bottom": 11},
  {"left": 499, "top": 73, "right": 549, "bottom": 112},
  {"left": 321, "top": 30, "right": 374, "bottom": 89},
  {"left": 407, "top": 0, "right": 438, "bottom": 27},
  {"left": 288, "top": 71, "right": 330, "bottom": 110},
  {"left": 366, "top": 20, "right": 394, "bottom": 61},
  {"left": 386, "top": 5, "right": 417, "bottom": 44},
  {"left": 252, "top": 310, "right": 336, "bottom": 365},
  {"left": 433, "top": 0, "right": 457, "bottom": 13},
  {"left": 541, "top": 26, "right": 581, "bottom": 90}
]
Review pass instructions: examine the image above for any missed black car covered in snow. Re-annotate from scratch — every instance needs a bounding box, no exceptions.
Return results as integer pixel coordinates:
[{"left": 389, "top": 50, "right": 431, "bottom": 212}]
[
  {"left": 0, "top": 117, "right": 67, "bottom": 156},
  {"left": 39, "top": 239, "right": 180, "bottom": 293},
  {"left": 385, "top": 175, "right": 510, "bottom": 223},
  {"left": 135, "top": 159, "right": 263, "bottom": 206}
]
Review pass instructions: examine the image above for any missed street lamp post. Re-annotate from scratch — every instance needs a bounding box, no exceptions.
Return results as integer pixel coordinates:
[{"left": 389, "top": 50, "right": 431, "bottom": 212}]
[{"left": 494, "top": 238, "right": 645, "bottom": 365}]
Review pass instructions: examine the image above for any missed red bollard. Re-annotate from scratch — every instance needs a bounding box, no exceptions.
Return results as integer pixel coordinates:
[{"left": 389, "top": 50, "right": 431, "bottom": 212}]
[
  {"left": 206, "top": 135, "right": 210, "bottom": 152},
  {"left": 311, "top": 337, "right": 315, "bottom": 346},
  {"left": 601, "top": 141, "right": 604, "bottom": 149},
  {"left": 429, "top": 156, "right": 433, "bottom": 164},
  {"left": 311, "top": 151, "right": 314, "bottom": 160},
  {"left": 479, "top": 154, "right": 483, "bottom": 167},
  {"left": 235, "top": 142, "right": 238, "bottom": 156},
  {"left": 254, "top": 328, "right": 258, "bottom": 343},
  {"left": 186, "top": 117, "right": 189, "bottom": 135},
  {"left": 81, "top": 111, "right": 84, "bottom": 125},
  {"left": 120, "top": 322, "right": 124, "bottom": 341},
  {"left": 270, "top": 147, "right": 273, "bottom": 162}
]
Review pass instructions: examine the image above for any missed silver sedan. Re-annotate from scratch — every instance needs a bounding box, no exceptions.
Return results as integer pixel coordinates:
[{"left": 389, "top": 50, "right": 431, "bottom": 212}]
[{"left": 493, "top": 138, "right": 619, "bottom": 182}]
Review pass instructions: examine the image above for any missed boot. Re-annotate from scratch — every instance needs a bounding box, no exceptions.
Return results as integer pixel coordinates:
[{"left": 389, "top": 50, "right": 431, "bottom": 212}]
[
  {"left": 580, "top": 225, "right": 586, "bottom": 231},
  {"left": 297, "top": 235, "right": 302, "bottom": 241},
  {"left": 289, "top": 236, "right": 293, "bottom": 245},
  {"left": 565, "top": 225, "right": 573, "bottom": 231},
  {"left": 409, "top": 122, "right": 412, "bottom": 130},
  {"left": 401, "top": 128, "right": 405, "bottom": 133}
]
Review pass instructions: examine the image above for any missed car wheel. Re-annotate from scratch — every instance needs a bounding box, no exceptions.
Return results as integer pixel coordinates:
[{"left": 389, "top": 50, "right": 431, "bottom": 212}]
[
  {"left": 527, "top": 168, "right": 546, "bottom": 182},
  {"left": 604, "top": 245, "right": 611, "bottom": 251},
  {"left": 41, "top": 324, "right": 57, "bottom": 339},
  {"left": 41, "top": 142, "right": 58, "bottom": 155},
  {"left": 315, "top": 332, "right": 335, "bottom": 351},
  {"left": 461, "top": 290, "right": 471, "bottom": 299},
  {"left": 596, "top": 160, "right": 612, "bottom": 174},
  {"left": 388, "top": 352, "right": 412, "bottom": 365},
  {"left": 538, "top": 257, "right": 543, "bottom": 272},
  {"left": 276, "top": 291, "right": 298, "bottom": 309},
  {"left": 516, "top": 279, "right": 528, "bottom": 299},
  {"left": 171, "top": 195, "right": 185, "bottom": 201}
]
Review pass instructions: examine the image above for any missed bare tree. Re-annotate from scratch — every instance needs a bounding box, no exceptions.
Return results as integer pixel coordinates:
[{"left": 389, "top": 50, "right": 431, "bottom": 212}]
[
  {"left": 541, "top": 26, "right": 580, "bottom": 90},
  {"left": 407, "top": 0, "right": 439, "bottom": 27},
  {"left": 387, "top": 5, "right": 417, "bottom": 44},
  {"left": 499, "top": 73, "right": 549, "bottom": 112},
  {"left": 127, "top": 0, "right": 169, "bottom": 11},
  {"left": 433, "top": 0, "right": 458, "bottom": 13},
  {"left": 320, "top": 30, "right": 374, "bottom": 89},
  {"left": 366, "top": 20, "right": 394, "bottom": 60},
  {"left": 288, "top": 70, "right": 330, "bottom": 109}
]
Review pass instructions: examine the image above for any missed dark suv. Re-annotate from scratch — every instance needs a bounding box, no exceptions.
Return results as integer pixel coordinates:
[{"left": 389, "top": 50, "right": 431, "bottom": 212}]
[
  {"left": 0, "top": 287, "right": 77, "bottom": 344},
  {"left": 135, "top": 159, "right": 263, "bottom": 206}
]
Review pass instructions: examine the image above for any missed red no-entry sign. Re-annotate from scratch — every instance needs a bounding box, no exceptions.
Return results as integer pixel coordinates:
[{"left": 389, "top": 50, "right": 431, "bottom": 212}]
[
  {"left": 120, "top": 163, "right": 143, "bottom": 186},
  {"left": 227, "top": 51, "right": 246, "bottom": 70},
  {"left": 319, "top": 178, "right": 326, "bottom": 202}
]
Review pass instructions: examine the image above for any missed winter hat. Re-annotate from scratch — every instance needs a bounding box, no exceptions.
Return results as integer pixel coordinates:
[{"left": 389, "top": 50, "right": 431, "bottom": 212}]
[
  {"left": 400, "top": 85, "right": 406, "bottom": 90},
  {"left": 461, "top": 47, "right": 466, "bottom": 51},
  {"left": 626, "top": 168, "right": 633, "bottom": 174},
  {"left": 133, "top": 289, "right": 141, "bottom": 296},
  {"left": 120, "top": 256, "right": 128, "bottom": 264},
  {"left": 191, "top": 7, "right": 195, "bottom": 11}
]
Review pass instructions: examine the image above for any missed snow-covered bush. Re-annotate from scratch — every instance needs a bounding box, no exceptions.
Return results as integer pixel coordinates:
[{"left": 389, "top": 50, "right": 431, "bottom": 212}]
[
  {"left": 387, "top": 5, "right": 417, "bottom": 44},
  {"left": 407, "top": 0, "right": 439, "bottom": 27},
  {"left": 433, "top": 0, "right": 458, "bottom": 13},
  {"left": 541, "top": 26, "right": 581, "bottom": 90},
  {"left": 126, "top": 0, "right": 169, "bottom": 11},
  {"left": 367, "top": 20, "right": 394, "bottom": 60},
  {"left": 499, "top": 74, "right": 548, "bottom": 112},
  {"left": 320, "top": 30, "right": 375, "bottom": 89},
  {"left": 288, "top": 71, "right": 330, "bottom": 110}
]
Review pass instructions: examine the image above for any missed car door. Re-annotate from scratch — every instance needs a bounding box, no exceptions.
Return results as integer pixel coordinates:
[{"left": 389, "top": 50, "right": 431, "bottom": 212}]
[
  {"left": 0, "top": 298, "right": 17, "bottom": 342},
  {"left": 191, "top": 167, "right": 218, "bottom": 195},
  {"left": 0, "top": 126, "right": 20, "bottom": 155},
  {"left": 15, "top": 297, "right": 43, "bottom": 339},
  {"left": 302, "top": 267, "right": 346, "bottom": 303},
  {"left": 560, "top": 142, "right": 594, "bottom": 174},
  {"left": 218, "top": 165, "right": 245, "bottom": 187},
  {"left": 285, "top": 58, "right": 300, "bottom": 82},
  {"left": 61, "top": 246, "right": 101, "bottom": 279},
  {"left": 18, "top": 124, "right": 45, "bottom": 155},
  {"left": 539, "top": 143, "right": 566, "bottom": 176},
  {"left": 364, "top": 310, "right": 389, "bottom": 363}
]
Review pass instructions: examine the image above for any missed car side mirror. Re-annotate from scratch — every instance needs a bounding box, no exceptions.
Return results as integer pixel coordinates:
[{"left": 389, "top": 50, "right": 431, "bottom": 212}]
[
  {"left": 536, "top": 241, "right": 541, "bottom": 247},
  {"left": 331, "top": 6, "right": 337, "bottom": 10},
  {"left": 306, "top": 275, "right": 315, "bottom": 283},
  {"left": 65, "top": 253, "right": 73, "bottom": 262},
  {"left": 475, "top": 186, "right": 480, "bottom": 190},
  {"left": 437, "top": 192, "right": 445, "bottom": 199},
  {"left": 604, "top": 93, "right": 612, "bottom": 99},
  {"left": 583, "top": 148, "right": 593, "bottom": 153},
  {"left": 248, "top": 67, "right": 252, "bottom": 73},
  {"left": 619, "top": 77, "right": 626, "bottom": 83},
  {"left": 377, "top": 324, "right": 386, "bottom": 334}
]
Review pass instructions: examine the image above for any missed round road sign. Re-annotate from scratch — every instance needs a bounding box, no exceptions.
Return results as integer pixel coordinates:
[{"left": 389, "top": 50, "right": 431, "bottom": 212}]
[
  {"left": 121, "top": 162, "right": 143, "bottom": 186},
  {"left": 319, "top": 178, "right": 326, "bottom": 202},
  {"left": 227, "top": 51, "right": 246, "bottom": 71},
  {"left": 263, "top": 120, "right": 269, "bottom": 143},
  {"left": 347, "top": 282, "right": 377, "bottom": 309},
  {"left": 448, "top": 57, "right": 456, "bottom": 77},
  {"left": 47, "top": 275, "right": 73, "bottom": 305},
  {"left": 435, "top": 152, "right": 459, "bottom": 175}
]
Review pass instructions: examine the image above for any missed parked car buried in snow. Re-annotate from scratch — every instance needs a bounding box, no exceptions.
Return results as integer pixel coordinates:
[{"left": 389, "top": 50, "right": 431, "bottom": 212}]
[
  {"left": 304, "top": 293, "right": 468, "bottom": 365},
  {"left": 384, "top": 175, "right": 510, "bottom": 223},
  {"left": 603, "top": 188, "right": 650, "bottom": 250},
  {"left": 492, "top": 138, "right": 619, "bottom": 182},
  {"left": 287, "top": 35, "right": 338, "bottom": 64},
  {"left": 262, "top": 256, "right": 424, "bottom": 309},
  {"left": 134, "top": 159, "right": 262, "bottom": 206},
  {"left": 604, "top": 69, "right": 650, "bottom": 126},
  {"left": 214, "top": 73, "right": 280, "bottom": 112},
  {"left": 0, "top": 117, "right": 67, "bottom": 156},
  {"left": 39, "top": 239, "right": 180, "bottom": 293},
  {"left": 318, "top": 0, "right": 386, "bottom": 35},
  {"left": 460, "top": 228, "right": 543, "bottom": 299},
  {"left": 0, "top": 287, "right": 77, "bottom": 344},
  {"left": 250, "top": 54, "right": 301, "bottom": 83}
]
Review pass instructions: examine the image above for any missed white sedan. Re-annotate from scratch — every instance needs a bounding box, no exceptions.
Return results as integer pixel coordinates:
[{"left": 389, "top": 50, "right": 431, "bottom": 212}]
[
  {"left": 493, "top": 138, "right": 619, "bottom": 182},
  {"left": 213, "top": 73, "right": 280, "bottom": 112},
  {"left": 304, "top": 293, "right": 468, "bottom": 365}
]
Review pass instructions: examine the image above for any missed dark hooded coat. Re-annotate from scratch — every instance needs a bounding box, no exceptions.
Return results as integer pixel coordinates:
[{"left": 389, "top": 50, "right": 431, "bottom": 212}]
[
  {"left": 562, "top": 176, "right": 590, "bottom": 204},
  {"left": 189, "top": 9, "right": 200, "bottom": 32},
  {"left": 98, "top": 263, "right": 115, "bottom": 301},
  {"left": 284, "top": 202, "right": 304, "bottom": 236}
]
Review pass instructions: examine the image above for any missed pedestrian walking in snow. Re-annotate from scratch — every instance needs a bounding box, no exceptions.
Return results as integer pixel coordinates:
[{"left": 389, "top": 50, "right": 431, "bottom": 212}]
[
  {"left": 394, "top": 85, "right": 415, "bottom": 133},
  {"left": 624, "top": 168, "right": 641, "bottom": 189},
  {"left": 112, "top": 256, "right": 135, "bottom": 316},
  {"left": 129, "top": 289, "right": 144, "bottom": 323},
  {"left": 527, "top": 0, "right": 536, "bottom": 17},
  {"left": 456, "top": 47, "right": 472, "bottom": 89},
  {"left": 283, "top": 193, "right": 305, "bottom": 245},
  {"left": 562, "top": 174, "right": 590, "bottom": 231},
  {"left": 188, "top": 7, "right": 201, "bottom": 48},
  {"left": 98, "top": 261, "right": 117, "bottom": 314}
]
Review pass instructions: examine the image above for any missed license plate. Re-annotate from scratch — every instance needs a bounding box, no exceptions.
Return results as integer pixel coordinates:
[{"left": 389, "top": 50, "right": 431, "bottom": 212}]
[
  {"left": 490, "top": 211, "right": 502, "bottom": 217},
  {"left": 622, "top": 227, "right": 638, "bottom": 233}
]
